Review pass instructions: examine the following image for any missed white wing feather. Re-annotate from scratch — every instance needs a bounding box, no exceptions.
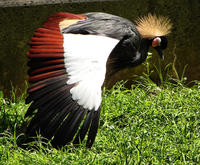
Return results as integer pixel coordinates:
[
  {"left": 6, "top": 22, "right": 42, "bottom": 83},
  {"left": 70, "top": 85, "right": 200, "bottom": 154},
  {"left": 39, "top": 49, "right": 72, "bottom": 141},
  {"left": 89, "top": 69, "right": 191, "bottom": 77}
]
[{"left": 63, "top": 34, "right": 119, "bottom": 110}]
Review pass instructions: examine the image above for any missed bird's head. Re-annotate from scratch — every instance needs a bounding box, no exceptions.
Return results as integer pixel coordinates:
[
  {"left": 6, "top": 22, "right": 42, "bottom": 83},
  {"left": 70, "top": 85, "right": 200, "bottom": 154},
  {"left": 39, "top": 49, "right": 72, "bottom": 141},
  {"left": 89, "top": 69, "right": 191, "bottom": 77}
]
[
  {"left": 151, "top": 36, "right": 168, "bottom": 60},
  {"left": 136, "top": 14, "right": 172, "bottom": 60}
]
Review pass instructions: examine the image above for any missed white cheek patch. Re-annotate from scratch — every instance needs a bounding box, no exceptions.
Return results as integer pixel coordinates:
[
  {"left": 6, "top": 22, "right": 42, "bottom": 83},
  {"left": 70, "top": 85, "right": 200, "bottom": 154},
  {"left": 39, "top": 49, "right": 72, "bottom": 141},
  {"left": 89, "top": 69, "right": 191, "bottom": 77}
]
[{"left": 63, "top": 34, "right": 119, "bottom": 110}]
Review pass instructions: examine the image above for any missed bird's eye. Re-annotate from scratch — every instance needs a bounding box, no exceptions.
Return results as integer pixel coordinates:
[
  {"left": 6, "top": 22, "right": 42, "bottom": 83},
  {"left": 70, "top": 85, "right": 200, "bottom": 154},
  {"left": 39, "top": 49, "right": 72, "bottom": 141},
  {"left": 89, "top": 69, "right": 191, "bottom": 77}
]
[{"left": 152, "top": 37, "right": 161, "bottom": 47}]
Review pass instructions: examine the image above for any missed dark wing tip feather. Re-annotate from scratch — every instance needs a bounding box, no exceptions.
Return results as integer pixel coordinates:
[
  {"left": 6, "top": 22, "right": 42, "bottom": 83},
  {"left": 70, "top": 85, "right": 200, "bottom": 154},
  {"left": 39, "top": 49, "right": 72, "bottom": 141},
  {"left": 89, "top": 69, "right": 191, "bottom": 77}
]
[
  {"left": 51, "top": 105, "right": 85, "bottom": 148},
  {"left": 51, "top": 106, "right": 101, "bottom": 148},
  {"left": 73, "top": 110, "right": 93, "bottom": 145},
  {"left": 86, "top": 108, "right": 101, "bottom": 148}
]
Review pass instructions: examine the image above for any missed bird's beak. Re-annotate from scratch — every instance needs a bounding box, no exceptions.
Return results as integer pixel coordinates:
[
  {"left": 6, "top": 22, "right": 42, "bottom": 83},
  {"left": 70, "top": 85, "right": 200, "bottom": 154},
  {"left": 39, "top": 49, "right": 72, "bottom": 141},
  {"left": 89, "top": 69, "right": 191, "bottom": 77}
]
[{"left": 155, "top": 47, "right": 164, "bottom": 60}]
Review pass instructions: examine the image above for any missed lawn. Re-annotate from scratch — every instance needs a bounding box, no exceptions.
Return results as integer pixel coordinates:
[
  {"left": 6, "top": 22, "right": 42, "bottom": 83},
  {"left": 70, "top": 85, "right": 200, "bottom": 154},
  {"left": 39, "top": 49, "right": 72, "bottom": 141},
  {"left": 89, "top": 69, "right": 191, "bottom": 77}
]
[{"left": 0, "top": 81, "right": 200, "bottom": 164}]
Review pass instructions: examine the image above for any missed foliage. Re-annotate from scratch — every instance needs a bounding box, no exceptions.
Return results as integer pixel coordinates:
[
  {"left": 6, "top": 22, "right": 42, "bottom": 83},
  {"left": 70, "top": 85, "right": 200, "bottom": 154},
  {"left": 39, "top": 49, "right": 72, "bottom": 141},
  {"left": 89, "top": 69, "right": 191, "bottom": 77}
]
[{"left": 0, "top": 78, "right": 200, "bottom": 164}]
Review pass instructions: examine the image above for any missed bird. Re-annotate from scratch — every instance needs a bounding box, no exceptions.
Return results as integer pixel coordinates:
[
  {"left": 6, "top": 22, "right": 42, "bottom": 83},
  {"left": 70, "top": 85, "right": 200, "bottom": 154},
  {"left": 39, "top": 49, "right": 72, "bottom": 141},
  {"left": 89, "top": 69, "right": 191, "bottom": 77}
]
[{"left": 25, "top": 12, "right": 172, "bottom": 148}]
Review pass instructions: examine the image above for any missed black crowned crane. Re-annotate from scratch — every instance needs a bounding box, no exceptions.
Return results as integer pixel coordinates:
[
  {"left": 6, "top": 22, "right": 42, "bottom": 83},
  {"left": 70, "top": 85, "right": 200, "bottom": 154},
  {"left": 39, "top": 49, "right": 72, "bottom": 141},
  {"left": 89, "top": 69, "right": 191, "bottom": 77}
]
[{"left": 25, "top": 12, "right": 172, "bottom": 148}]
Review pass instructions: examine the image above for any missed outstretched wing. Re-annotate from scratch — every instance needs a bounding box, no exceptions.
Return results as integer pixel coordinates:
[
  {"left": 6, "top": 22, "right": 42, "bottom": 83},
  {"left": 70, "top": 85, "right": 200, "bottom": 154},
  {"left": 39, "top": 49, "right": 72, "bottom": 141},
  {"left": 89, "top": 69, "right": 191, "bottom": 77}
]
[{"left": 25, "top": 12, "right": 119, "bottom": 148}]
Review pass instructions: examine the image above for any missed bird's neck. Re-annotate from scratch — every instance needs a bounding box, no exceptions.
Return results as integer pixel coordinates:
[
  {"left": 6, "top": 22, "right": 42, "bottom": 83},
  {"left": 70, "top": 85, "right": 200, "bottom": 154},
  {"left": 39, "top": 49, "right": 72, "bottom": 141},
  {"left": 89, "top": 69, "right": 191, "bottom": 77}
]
[
  {"left": 135, "top": 38, "right": 151, "bottom": 64},
  {"left": 107, "top": 37, "right": 150, "bottom": 76}
]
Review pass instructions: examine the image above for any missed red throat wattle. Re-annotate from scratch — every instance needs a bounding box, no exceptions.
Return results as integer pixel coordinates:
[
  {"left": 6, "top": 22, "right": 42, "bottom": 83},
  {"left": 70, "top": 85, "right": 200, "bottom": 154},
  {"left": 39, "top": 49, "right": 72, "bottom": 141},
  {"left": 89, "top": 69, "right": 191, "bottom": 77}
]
[{"left": 152, "top": 37, "right": 161, "bottom": 47}]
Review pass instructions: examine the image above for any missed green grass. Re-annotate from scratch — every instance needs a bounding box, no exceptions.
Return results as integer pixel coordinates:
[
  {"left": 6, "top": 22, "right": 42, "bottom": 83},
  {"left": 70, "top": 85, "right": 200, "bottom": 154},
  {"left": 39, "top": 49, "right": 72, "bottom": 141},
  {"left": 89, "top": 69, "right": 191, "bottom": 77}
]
[{"left": 0, "top": 81, "right": 200, "bottom": 164}]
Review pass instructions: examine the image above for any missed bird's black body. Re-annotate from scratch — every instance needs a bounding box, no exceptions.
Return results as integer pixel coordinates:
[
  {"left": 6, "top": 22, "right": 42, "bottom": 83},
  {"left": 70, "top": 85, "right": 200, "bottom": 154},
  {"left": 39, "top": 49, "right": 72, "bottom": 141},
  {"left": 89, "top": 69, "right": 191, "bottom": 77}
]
[{"left": 25, "top": 12, "right": 171, "bottom": 148}]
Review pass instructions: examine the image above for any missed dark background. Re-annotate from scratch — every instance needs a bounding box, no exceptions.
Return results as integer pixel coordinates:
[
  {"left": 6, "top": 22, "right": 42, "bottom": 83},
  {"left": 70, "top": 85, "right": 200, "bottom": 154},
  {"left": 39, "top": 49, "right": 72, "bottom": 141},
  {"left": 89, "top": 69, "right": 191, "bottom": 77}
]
[{"left": 0, "top": 0, "right": 200, "bottom": 97}]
